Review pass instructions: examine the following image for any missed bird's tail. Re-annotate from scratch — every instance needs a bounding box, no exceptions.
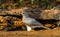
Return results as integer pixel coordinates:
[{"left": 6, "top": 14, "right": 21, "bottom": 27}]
[
  {"left": 39, "top": 26, "right": 51, "bottom": 30},
  {"left": 39, "top": 23, "right": 51, "bottom": 30},
  {"left": 31, "top": 25, "right": 51, "bottom": 30}
]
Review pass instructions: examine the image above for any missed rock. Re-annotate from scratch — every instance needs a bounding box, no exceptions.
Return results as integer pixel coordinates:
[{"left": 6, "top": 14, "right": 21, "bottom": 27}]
[{"left": 24, "top": 5, "right": 60, "bottom": 20}]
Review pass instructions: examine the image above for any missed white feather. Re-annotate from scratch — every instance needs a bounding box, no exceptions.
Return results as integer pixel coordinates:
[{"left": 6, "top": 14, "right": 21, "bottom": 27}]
[{"left": 26, "top": 25, "right": 32, "bottom": 31}]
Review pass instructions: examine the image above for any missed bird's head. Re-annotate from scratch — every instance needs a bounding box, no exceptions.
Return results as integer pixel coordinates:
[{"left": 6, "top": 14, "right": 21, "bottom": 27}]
[{"left": 20, "top": 11, "right": 29, "bottom": 16}]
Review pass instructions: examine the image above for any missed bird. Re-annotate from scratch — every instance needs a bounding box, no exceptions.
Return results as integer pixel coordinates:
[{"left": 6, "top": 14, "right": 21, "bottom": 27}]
[{"left": 21, "top": 11, "right": 50, "bottom": 31}]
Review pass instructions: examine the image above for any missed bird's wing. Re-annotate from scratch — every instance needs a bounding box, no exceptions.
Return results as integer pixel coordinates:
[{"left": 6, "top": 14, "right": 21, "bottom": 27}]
[{"left": 24, "top": 18, "right": 43, "bottom": 26}]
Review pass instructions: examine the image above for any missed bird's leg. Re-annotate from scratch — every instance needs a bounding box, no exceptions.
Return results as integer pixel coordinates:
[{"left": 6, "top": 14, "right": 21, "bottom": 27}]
[{"left": 25, "top": 24, "right": 32, "bottom": 31}]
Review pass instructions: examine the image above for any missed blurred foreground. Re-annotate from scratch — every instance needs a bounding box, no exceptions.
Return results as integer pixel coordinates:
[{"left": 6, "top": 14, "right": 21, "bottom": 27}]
[{"left": 0, "top": 27, "right": 60, "bottom": 37}]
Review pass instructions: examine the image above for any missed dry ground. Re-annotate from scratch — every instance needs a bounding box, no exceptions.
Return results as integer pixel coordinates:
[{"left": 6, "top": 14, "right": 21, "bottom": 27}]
[{"left": 0, "top": 27, "right": 60, "bottom": 37}]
